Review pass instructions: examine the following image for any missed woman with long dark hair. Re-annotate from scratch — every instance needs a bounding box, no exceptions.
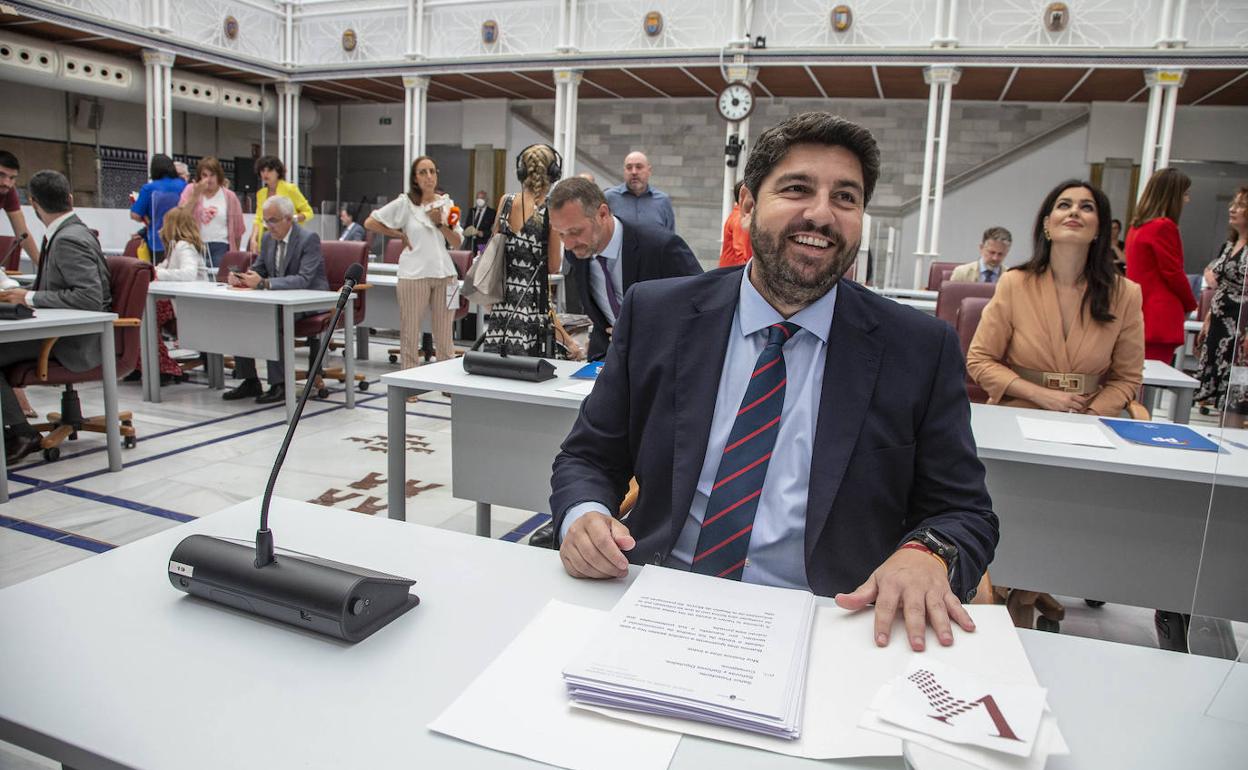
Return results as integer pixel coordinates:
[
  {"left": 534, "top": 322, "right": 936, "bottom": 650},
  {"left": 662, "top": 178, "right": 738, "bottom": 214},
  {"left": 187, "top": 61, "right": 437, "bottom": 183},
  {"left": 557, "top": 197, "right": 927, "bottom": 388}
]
[
  {"left": 365, "top": 156, "right": 463, "bottom": 368},
  {"left": 1125, "top": 167, "right": 1197, "bottom": 363},
  {"left": 1194, "top": 185, "right": 1248, "bottom": 427}
]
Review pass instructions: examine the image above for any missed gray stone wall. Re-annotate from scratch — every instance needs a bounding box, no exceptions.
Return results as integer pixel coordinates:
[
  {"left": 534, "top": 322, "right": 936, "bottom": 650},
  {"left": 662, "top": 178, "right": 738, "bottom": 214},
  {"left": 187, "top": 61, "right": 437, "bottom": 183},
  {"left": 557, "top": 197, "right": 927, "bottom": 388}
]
[{"left": 514, "top": 98, "right": 1087, "bottom": 265}]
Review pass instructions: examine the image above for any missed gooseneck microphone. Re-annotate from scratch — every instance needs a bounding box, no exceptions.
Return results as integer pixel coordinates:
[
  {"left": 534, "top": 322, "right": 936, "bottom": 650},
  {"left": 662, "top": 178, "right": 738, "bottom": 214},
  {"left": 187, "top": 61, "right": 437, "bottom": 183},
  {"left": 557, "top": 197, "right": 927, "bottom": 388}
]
[
  {"left": 462, "top": 257, "right": 556, "bottom": 381},
  {"left": 168, "top": 261, "right": 420, "bottom": 643}
]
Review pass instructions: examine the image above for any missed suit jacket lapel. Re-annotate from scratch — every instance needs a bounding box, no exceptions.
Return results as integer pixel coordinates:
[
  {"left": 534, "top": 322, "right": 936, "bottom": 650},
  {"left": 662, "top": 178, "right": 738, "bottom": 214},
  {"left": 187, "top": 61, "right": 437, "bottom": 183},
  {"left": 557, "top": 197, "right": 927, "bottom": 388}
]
[
  {"left": 35, "top": 215, "right": 84, "bottom": 291},
  {"left": 803, "top": 282, "right": 884, "bottom": 561},
  {"left": 1037, "top": 270, "right": 1072, "bottom": 372},
  {"left": 670, "top": 271, "right": 739, "bottom": 545},
  {"left": 620, "top": 222, "right": 641, "bottom": 291}
]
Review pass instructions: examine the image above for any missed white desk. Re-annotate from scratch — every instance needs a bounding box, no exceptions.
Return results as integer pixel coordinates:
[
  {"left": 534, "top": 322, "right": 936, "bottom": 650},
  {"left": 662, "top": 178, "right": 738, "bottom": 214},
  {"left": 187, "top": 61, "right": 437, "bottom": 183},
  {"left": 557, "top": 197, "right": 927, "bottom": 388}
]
[
  {"left": 0, "top": 497, "right": 1242, "bottom": 770},
  {"left": 872, "top": 287, "right": 938, "bottom": 302},
  {"left": 381, "top": 359, "right": 1248, "bottom": 619},
  {"left": 142, "top": 282, "right": 355, "bottom": 421},
  {"left": 1142, "top": 357, "right": 1199, "bottom": 423},
  {"left": 0, "top": 309, "right": 121, "bottom": 503}
]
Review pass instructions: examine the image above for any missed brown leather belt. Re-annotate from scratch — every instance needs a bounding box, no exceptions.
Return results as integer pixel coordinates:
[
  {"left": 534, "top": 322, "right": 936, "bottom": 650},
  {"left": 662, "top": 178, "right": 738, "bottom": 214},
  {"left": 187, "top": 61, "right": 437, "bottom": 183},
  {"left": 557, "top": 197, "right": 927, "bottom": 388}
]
[{"left": 1012, "top": 365, "right": 1101, "bottom": 396}]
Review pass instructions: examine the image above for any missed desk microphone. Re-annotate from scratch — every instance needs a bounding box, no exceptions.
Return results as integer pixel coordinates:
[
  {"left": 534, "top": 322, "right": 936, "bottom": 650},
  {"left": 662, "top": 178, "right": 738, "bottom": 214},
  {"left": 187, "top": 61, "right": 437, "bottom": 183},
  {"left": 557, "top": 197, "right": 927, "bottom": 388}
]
[
  {"left": 2, "top": 232, "right": 26, "bottom": 269},
  {"left": 462, "top": 257, "right": 556, "bottom": 381},
  {"left": 168, "top": 262, "right": 420, "bottom": 643}
]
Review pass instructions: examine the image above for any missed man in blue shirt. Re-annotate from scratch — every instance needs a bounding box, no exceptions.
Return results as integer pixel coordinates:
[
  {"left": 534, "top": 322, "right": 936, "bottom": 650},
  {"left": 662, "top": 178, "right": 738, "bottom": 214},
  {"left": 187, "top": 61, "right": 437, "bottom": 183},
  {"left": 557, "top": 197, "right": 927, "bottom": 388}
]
[
  {"left": 604, "top": 151, "right": 675, "bottom": 232},
  {"left": 551, "top": 112, "right": 998, "bottom": 651}
]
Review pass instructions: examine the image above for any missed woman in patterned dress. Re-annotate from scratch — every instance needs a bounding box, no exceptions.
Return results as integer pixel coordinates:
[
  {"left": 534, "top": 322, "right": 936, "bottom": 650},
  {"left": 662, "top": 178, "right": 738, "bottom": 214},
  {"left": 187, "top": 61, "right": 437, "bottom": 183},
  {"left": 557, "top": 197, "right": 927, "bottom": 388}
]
[
  {"left": 1195, "top": 186, "right": 1248, "bottom": 427},
  {"left": 483, "top": 144, "right": 563, "bottom": 357}
]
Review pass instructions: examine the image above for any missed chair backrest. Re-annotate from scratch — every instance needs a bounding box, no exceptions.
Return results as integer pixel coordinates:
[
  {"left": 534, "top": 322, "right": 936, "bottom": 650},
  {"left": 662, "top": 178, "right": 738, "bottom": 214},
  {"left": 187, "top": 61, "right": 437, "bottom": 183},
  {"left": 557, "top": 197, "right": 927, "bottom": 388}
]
[
  {"left": 447, "top": 249, "right": 474, "bottom": 320},
  {"left": 215, "top": 250, "right": 256, "bottom": 283},
  {"left": 122, "top": 233, "right": 143, "bottom": 259},
  {"left": 383, "top": 237, "right": 403, "bottom": 264},
  {"left": 107, "top": 256, "right": 155, "bottom": 377},
  {"left": 926, "top": 260, "right": 961, "bottom": 291},
  {"left": 320, "top": 239, "right": 370, "bottom": 321},
  {"left": 0, "top": 234, "right": 18, "bottom": 271},
  {"left": 1188, "top": 273, "right": 1202, "bottom": 301},
  {"left": 956, "top": 295, "right": 991, "bottom": 403},
  {"left": 935, "top": 280, "right": 997, "bottom": 327},
  {"left": 1198, "top": 287, "right": 1214, "bottom": 321}
]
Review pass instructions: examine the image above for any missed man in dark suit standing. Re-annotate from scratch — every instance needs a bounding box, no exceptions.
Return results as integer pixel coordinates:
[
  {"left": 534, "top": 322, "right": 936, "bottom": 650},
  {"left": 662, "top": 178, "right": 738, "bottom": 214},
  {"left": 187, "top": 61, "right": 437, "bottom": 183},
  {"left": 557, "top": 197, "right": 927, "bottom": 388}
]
[
  {"left": 0, "top": 170, "right": 111, "bottom": 463},
  {"left": 462, "top": 190, "right": 496, "bottom": 255},
  {"left": 223, "top": 195, "right": 328, "bottom": 404},
  {"left": 547, "top": 178, "right": 702, "bottom": 361},
  {"left": 551, "top": 113, "right": 998, "bottom": 651}
]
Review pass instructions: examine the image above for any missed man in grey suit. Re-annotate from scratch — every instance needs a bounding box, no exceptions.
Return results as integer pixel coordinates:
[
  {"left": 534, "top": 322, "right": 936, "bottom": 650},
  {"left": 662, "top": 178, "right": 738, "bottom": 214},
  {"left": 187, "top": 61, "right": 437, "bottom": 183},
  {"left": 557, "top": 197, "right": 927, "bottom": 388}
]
[
  {"left": 0, "top": 170, "right": 111, "bottom": 463},
  {"left": 223, "top": 195, "right": 328, "bottom": 404}
]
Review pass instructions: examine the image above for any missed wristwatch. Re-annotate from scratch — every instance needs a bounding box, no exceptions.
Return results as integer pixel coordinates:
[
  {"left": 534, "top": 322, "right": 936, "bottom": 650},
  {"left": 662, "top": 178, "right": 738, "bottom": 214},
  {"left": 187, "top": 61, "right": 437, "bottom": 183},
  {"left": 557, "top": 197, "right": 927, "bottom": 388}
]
[{"left": 905, "top": 528, "right": 958, "bottom": 581}]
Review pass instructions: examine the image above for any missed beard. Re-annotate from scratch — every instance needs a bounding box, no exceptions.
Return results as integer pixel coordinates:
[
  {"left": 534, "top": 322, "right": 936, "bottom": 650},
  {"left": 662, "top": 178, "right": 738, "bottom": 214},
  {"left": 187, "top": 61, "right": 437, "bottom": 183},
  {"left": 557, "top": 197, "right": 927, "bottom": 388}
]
[{"left": 749, "top": 218, "right": 858, "bottom": 307}]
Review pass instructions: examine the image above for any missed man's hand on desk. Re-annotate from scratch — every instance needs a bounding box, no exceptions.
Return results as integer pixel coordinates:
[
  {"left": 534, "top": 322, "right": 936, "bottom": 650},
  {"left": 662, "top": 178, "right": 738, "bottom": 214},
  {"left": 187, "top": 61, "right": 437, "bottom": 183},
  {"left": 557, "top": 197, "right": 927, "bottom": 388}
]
[
  {"left": 0, "top": 288, "right": 29, "bottom": 306},
  {"left": 559, "top": 511, "right": 635, "bottom": 579},
  {"left": 834, "top": 548, "right": 974, "bottom": 652},
  {"left": 228, "top": 270, "right": 263, "bottom": 290}
]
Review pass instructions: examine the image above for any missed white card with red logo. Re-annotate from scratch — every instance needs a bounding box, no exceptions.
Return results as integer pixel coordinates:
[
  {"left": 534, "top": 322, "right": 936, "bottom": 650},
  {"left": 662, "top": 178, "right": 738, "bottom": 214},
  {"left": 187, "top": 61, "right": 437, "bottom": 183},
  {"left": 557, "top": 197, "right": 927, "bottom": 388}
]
[{"left": 875, "top": 658, "right": 1046, "bottom": 757}]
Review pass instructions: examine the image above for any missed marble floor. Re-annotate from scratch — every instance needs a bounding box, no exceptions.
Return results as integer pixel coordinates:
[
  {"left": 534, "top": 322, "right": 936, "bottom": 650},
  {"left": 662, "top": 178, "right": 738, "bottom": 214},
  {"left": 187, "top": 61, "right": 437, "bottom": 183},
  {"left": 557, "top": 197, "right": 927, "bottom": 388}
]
[{"left": 1, "top": 337, "right": 1244, "bottom": 769}]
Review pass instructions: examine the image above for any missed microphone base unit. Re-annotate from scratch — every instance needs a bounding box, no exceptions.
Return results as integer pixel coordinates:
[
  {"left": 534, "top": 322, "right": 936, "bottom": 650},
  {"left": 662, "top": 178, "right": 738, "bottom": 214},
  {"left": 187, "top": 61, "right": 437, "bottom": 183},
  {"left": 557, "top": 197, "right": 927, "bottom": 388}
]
[
  {"left": 168, "top": 534, "right": 419, "bottom": 643},
  {"left": 462, "top": 350, "right": 556, "bottom": 382}
]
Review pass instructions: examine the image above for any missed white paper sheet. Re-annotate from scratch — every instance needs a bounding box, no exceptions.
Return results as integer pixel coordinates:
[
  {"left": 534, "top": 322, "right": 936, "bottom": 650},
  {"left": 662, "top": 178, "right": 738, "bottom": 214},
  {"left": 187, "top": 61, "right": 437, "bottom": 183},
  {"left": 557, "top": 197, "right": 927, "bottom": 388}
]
[
  {"left": 1016, "top": 416, "right": 1114, "bottom": 448},
  {"left": 428, "top": 600, "right": 680, "bottom": 770},
  {"left": 557, "top": 380, "right": 596, "bottom": 396}
]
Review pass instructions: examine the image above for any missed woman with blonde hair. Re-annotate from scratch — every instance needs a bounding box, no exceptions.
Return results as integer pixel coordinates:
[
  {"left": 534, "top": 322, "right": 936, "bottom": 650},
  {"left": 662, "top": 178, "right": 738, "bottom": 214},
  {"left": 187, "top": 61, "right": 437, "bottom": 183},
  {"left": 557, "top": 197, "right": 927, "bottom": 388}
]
[
  {"left": 1125, "top": 167, "right": 1197, "bottom": 363},
  {"left": 365, "top": 156, "right": 463, "bottom": 368},
  {"left": 482, "top": 143, "right": 564, "bottom": 356},
  {"left": 1195, "top": 186, "right": 1248, "bottom": 426},
  {"left": 136, "top": 206, "right": 210, "bottom": 383}
]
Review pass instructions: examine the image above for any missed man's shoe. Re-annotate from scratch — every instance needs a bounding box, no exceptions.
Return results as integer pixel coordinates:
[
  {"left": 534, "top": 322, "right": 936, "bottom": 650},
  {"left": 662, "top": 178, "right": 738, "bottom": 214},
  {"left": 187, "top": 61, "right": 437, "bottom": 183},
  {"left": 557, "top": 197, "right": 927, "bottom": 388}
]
[
  {"left": 222, "top": 378, "right": 262, "bottom": 401},
  {"left": 255, "top": 384, "right": 285, "bottom": 404},
  {"left": 5, "top": 433, "right": 43, "bottom": 464},
  {"left": 528, "top": 521, "right": 556, "bottom": 549}
]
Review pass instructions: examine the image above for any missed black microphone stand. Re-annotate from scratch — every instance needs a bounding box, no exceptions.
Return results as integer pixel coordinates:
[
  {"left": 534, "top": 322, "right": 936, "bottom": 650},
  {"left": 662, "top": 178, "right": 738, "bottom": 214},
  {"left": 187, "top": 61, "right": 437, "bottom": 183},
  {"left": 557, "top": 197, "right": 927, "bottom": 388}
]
[{"left": 463, "top": 258, "right": 556, "bottom": 381}]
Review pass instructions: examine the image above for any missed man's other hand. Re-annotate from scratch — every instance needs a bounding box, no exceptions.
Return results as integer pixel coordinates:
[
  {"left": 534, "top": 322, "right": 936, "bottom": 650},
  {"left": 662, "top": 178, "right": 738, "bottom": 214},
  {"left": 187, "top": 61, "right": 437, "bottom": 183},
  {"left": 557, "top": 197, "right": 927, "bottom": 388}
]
[
  {"left": 559, "top": 511, "right": 635, "bottom": 579},
  {"left": 833, "top": 547, "right": 974, "bottom": 651}
]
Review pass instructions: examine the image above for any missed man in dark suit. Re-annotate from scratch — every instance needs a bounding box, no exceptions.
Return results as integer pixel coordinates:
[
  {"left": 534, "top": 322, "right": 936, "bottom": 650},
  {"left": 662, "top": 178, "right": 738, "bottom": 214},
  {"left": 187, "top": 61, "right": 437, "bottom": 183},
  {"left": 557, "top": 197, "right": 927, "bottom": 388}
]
[
  {"left": 0, "top": 170, "right": 111, "bottom": 463},
  {"left": 551, "top": 113, "right": 998, "bottom": 651},
  {"left": 547, "top": 177, "right": 702, "bottom": 361},
  {"left": 462, "top": 190, "right": 496, "bottom": 254},
  {"left": 223, "top": 195, "right": 328, "bottom": 404}
]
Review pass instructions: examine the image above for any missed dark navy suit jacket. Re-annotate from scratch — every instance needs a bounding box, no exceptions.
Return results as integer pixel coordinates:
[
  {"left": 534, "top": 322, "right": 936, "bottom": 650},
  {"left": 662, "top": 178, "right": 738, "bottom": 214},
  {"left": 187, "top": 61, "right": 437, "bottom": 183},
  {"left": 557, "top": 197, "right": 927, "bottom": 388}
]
[{"left": 550, "top": 267, "right": 998, "bottom": 600}]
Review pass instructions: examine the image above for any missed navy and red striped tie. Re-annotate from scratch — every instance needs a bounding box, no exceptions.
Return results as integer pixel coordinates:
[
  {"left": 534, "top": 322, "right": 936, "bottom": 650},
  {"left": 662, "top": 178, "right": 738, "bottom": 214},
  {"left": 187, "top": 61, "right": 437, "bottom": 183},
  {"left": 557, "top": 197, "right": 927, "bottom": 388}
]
[{"left": 692, "top": 321, "right": 800, "bottom": 580}]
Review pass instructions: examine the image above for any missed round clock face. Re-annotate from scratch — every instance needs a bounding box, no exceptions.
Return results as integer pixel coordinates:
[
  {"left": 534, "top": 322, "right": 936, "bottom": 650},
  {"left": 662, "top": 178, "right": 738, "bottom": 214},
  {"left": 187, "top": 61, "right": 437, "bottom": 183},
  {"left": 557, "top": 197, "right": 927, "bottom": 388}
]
[{"left": 717, "top": 83, "right": 754, "bottom": 122}]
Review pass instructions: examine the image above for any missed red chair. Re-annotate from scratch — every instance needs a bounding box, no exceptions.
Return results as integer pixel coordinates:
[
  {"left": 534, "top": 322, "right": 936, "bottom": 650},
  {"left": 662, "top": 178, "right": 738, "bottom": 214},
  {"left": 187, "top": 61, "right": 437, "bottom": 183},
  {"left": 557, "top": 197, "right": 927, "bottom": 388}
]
[
  {"left": 215, "top": 250, "right": 256, "bottom": 283},
  {"left": 0, "top": 234, "right": 21, "bottom": 271},
  {"left": 122, "top": 233, "right": 143, "bottom": 259},
  {"left": 5, "top": 257, "right": 153, "bottom": 461},
  {"left": 935, "top": 280, "right": 996, "bottom": 328},
  {"left": 926, "top": 260, "right": 961, "bottom": 291},
  {"left": 955, "top": 296, "right": 991, "bottom": 403},
  {"left": 383, "top": 238, "right": 403, "bottom": 264},
  {"left": 295, "top": 240, "right": 370, "bottom": 397},
  {"left": 386, "top": 248, "right": 475, "bottom": 365}
]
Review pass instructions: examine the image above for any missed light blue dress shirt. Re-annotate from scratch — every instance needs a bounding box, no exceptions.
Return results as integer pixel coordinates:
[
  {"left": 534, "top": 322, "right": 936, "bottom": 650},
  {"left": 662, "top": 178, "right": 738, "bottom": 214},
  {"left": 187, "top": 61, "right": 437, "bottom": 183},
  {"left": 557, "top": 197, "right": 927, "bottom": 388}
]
[
  {"left": 604, "top": 184, "right": 675, "bottom": 232},
  {"left": 561, "top": 262, "right": 837, "bottom": 590},
  {"left": 978, "top": 258, "right": 1001, "bottom": 283},
  {"left": 586, "top": 216, "right": 625, "bottom": 326}
]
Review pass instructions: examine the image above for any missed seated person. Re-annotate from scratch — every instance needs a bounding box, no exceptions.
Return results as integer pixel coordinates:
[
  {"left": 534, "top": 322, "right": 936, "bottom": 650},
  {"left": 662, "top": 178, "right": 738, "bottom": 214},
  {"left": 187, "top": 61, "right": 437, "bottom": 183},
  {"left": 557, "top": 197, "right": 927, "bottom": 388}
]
[
  {"left": 948, "top": 226, "right": 1011, "bottom": 283},
  {"left": 223, "top": 196, "right": 328, "bottom": 405},
  {"left": 0, "top": 170, "right": 111, "bottom": 463},
  {"left": 551, "top": 112, "right": 998, "bottom": 651},
  {"left": 339, "top": 205, "right": 366, "bottom": 242},
  {"left": 134, "top": 207, "right": 210, "bottom": 384},
  {"left": 966, "top": 181, "right": 1143, "bottom": 416}
]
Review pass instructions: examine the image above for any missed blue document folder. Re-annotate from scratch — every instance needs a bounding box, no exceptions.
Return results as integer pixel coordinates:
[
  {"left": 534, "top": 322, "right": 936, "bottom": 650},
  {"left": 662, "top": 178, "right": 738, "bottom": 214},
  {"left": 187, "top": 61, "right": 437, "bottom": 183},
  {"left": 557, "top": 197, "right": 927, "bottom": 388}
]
[
  {"left": 1099, "top": 419, "right": 1219, "bottom": 452},
  {"left": 571, "top": 361, "right": 605, "bottom": 380}
]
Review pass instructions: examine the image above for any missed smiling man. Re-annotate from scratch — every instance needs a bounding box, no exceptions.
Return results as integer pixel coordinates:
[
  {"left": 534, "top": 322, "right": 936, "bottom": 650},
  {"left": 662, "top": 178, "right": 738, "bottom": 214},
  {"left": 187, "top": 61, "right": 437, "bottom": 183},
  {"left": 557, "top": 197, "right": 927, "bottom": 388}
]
[{"left": 550, "top": 112, "right": 999, "bottom": 651}]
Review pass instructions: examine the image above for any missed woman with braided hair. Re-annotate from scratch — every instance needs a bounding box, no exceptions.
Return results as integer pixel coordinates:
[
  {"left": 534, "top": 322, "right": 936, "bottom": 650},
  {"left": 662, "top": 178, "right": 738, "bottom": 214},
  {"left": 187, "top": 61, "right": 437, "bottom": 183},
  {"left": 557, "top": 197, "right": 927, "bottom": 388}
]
[{"left": 482, "top": 143, "right": 565, "bottom": 356}]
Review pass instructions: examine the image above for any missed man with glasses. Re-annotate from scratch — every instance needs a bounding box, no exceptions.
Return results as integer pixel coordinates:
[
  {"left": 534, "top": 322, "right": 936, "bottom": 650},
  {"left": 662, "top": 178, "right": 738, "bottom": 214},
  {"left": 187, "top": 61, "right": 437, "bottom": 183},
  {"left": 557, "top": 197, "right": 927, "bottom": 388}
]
[{"left": 223, "top": 196, "right": 328, "bottom": 404}]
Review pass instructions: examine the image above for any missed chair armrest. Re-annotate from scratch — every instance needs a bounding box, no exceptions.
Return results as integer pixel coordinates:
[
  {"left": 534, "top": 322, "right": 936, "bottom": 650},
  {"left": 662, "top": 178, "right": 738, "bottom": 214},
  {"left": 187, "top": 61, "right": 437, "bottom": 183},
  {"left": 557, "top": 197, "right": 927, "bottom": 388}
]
[
  {"left": 352, "top": 283, "right": 372, "bottom": 292},
  {"left": 114, "top": 318, "right": 141, "bottom": 327},
  {"left": 617, "top": 478, "right": 641, "bottom": 521},
  {"left": 36, "top": 337, "right": 58, "bottom": 381},
  {"left": 1125, "top": 400, "right": 1151, "bottom": 421}
]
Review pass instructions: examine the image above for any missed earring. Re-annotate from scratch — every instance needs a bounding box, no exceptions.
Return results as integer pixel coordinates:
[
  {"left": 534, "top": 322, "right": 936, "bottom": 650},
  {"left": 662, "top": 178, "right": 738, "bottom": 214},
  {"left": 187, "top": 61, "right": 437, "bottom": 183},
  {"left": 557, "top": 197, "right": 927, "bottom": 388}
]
[{"left": 1043, "top": 227, "right": 1051, "bottom": 241}]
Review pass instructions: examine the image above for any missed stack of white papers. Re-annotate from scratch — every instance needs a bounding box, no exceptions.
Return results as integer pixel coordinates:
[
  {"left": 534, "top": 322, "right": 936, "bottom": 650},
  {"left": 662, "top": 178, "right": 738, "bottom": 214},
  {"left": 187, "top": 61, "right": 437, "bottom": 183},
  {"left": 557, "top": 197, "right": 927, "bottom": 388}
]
[{"left": 562, "top": 567, "right": 815, "bottom": 738}]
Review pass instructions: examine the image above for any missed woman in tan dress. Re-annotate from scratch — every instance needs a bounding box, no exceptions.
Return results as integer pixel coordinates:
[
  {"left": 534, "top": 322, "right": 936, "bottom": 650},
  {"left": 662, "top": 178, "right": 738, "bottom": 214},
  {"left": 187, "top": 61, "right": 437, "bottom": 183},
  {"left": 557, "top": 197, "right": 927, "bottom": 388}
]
[{"left": 966, "top": 179, "right": 1145, "bottom": 631}]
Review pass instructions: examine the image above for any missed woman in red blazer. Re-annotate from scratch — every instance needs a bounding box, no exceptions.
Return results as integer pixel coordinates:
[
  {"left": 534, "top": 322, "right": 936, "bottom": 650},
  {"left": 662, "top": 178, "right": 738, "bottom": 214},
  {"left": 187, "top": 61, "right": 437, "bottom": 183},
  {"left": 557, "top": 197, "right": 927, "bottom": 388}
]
[{"left": 1125, "top": 168, "right": 1197, "bottom": 362}]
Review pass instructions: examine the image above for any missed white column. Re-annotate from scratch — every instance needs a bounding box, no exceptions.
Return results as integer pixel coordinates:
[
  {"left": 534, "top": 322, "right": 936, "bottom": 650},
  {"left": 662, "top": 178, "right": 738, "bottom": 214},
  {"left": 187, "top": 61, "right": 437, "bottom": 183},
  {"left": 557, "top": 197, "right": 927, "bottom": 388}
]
[
  {"left": 276, "top": 82, "right": 301, "bottom": 187},
  {"left": 142, "top": 50, "right": 174, "bottom": 161},
  {"left": 554, "top": 69, "right": 582, "bottom": 176},
  {"left": 912, "top": 65, "right": 959, "bottom": 286},
  {"left": 1138, "top": 69, "right": 1185, "bottom": 193},
  {"left": 146, "top": 0, "right": 171, "bottom": 33},
  {"left": 283, "top": 2, "right": 295, "bottom": 67},
  {"left": 408, "top": 0, "right": 426, "bottom": 59},
  {"left": 402, "top": 76, "right": 429, "bottom": 174}
]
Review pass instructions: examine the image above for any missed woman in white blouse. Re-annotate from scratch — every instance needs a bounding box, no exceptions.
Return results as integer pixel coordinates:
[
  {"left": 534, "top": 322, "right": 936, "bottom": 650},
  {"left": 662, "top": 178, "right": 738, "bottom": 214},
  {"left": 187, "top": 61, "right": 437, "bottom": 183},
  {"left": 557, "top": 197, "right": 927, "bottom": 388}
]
[
  {"left": 144, "top": 207, "right": 209, "bottom": 382},
  {"left": 365, "top": 156, "right": 463, "bottom": 368}
]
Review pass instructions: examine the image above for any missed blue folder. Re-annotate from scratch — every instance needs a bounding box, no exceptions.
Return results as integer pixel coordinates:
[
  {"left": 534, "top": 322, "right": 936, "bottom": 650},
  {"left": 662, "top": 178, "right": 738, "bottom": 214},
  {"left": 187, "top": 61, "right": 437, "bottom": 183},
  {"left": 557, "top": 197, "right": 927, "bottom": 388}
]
[
  {"left": 571, "top": 361, "right": 605, "bottom": 380},
  {"left": 1099, "top": 419, "right": 1219, "bottom": 452}
]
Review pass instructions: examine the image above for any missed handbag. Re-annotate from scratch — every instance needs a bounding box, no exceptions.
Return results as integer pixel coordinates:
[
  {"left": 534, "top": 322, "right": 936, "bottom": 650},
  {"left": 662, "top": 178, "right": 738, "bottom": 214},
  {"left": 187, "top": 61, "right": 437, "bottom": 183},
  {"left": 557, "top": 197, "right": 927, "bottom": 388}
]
[
  {"left": 0, "top": 302, "right": 34, "bottom": 320},
  {"left": 461, "top": 194, "right": 512, "bottom": 306}
]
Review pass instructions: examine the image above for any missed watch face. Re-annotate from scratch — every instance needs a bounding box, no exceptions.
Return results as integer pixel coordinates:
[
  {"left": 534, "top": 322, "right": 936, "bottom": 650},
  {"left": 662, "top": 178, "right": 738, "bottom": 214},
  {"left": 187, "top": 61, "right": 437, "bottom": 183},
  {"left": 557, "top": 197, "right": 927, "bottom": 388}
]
[{"left": 718, "top": 83, "right": 753, "bottom": 122}]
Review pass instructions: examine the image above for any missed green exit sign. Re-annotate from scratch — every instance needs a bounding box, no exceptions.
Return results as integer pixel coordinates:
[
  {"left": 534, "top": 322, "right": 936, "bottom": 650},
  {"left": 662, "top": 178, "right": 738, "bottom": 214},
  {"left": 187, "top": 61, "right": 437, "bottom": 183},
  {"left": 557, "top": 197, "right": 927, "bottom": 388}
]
[{"left": 379, "top": 117, "right": 393, "bottom": 125}]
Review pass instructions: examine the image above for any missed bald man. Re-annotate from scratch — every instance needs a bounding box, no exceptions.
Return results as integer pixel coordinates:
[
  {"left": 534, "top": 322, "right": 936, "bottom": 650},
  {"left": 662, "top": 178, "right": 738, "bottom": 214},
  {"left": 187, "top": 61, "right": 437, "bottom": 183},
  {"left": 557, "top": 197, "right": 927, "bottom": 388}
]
[{"left": 604, "top": 151, "right": 675, "bottom": 232}]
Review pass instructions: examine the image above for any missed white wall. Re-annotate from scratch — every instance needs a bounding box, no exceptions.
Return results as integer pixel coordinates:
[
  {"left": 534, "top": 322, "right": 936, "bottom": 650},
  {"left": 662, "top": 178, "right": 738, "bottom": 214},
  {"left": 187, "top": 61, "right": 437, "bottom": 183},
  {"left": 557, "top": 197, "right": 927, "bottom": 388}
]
[
  {"left": 1088, "top": 102, "right": 1248, "bottom": 164},
  {"left": 308, "top": 101, "right": 462, "bottom": 148}
]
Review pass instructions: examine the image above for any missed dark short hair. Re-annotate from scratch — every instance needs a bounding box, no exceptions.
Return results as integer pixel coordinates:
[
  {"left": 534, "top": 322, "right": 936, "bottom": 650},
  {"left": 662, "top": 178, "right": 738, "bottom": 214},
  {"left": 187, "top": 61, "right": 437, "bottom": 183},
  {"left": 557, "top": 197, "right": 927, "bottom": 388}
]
[
  {"left": 548, "top": 177, "right": 608, "bottom": 216},
  {"left": 255, "top": 154, "right": 285, "bottom": 180},
  {"left": 28, "top": 170, "right": 72, "bottom": 214},
  {"left": 0, "top": 150, "right": 19, "bottom": 171},
  {"left": 981, "top": 226, "right": 1012, "bottom": 244},
  {"left": 733, "top": 179, "right": 745, "bottom": 202},
  {"left": 150, "top": 153, "right": 178, "bottom": 180},
  {"left": 742, "top": 112, "right": 881, "bottom": 205}
]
